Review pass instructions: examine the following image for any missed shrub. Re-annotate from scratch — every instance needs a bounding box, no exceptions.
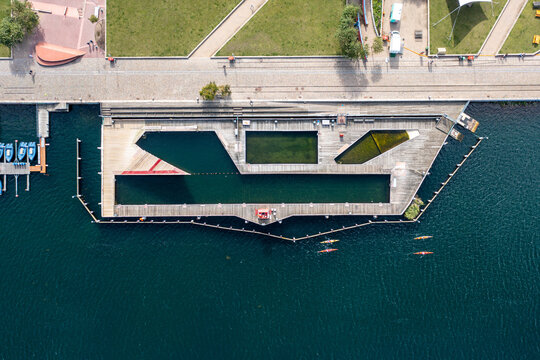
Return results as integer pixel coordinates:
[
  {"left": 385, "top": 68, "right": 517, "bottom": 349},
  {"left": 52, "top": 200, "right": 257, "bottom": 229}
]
[
  {"left": 372, "top": 0, "right": 383, "bottom": 35},
  {"left": 372, "top": 37, "right": 383, "bottom": 54},
  {"left": 404, "top": 197, "right": 424, "bottom": 220},
  {"left": 200, "top": 82, "right": 231, "bottom": 100},
  {"left": 200, "top": 82, "right": 219, "bottom": 100},
  {"left": 89, "top": 15, "right": 99, "bottom": 23},
  {"left": 219, "top": 84, "right": 231, "bottom": 98}
]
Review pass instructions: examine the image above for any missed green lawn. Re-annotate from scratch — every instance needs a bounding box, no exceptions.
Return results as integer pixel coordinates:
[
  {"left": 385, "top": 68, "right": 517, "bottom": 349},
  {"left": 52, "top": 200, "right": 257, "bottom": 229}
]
[
  {"left": 217, "top": 0, "right": 345, "bottom": 56},
  {"left": 430, "top": 0, "right": 508, "bottom": 54},
  {"left": 246, "top": 131, "right": 318, "bottom": 164},
  {"left": 0, "top": 0, "right": 11, "bottom": 57},
  {"left": 500, "top": 0, "right": 540, "bottom": 54},
  {"left": 107, "top": 0, "right": 239, "bottom": 56}
]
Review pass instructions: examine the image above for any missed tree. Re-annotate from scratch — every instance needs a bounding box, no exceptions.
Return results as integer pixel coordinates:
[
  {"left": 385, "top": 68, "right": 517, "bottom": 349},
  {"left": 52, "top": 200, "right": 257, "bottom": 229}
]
[
  {"left": 0, "top": 18, "right": 24, "bottom": 48},
  {"left": 219, "top": 84, "right": 231, "bottom": 98},
  {"left": 11, "top": 0, "right": 39, "bottom": 33},
  {"left": 200, "top": 82, "right": 219, "bottom": 100},
  {"left": 0, "top": 0, "right": 39, "bottom": 48},
  {"left": 335, "top": 5, "right": 368, "bottom": 60},
  {"left": 372, "top": 37, "right": 384, "bottom": 54},
  {"left": 200, "top": 82, "right": 232, "bottom": 100}
]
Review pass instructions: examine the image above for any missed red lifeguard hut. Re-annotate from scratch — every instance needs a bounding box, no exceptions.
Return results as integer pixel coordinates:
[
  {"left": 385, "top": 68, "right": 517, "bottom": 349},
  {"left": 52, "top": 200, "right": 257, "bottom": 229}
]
[{"left": 256, "top": 208, "right": 270, "bottom": 220}]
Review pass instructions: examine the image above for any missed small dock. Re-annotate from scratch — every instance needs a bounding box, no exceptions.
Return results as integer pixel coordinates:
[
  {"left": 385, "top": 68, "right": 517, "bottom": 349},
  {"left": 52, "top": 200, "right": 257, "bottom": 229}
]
[
  {"left": 29, "top": 137, "right": 47, "bottom": 173},
  {"left": 1, "top": 138, "right": 48, "bottom": 196}
]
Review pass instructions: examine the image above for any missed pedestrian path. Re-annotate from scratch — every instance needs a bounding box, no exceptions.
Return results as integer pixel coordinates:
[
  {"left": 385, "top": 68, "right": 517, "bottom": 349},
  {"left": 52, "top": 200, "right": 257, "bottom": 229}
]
[
  {"left": 480, "top": 0, "right": 529, "bottom": 55},
  {"left": 190, "top": 0, "right": 267, "bottom": 58}
]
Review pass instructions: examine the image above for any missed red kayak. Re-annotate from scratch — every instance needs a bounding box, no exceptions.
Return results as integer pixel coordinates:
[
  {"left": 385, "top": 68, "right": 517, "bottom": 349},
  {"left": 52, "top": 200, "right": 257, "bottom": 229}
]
[
  {"left": 318, "top": 248, "right": 338, "bottom": 253},
  {"left": 414, "top": 251, "right": 433, "bottom": 255}
]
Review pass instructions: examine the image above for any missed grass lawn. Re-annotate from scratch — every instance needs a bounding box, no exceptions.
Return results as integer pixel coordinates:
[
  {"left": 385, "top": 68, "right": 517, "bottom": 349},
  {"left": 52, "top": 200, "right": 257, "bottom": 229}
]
[
  {"left": 500, "top": 0, "right": 540, "bottom": 54},
  {"left": 217, "top": 0, "right": 345, "bottom": 56},
  {"left": 0, "top": 0, "right": 11, "bottom": 57},
  {"left": 107, "top": 0, "right": 239, "bottom": 56},
  {"left": 430, "top": 0, "right": 508, "bottom": 54},
  {"left": 246, "top": 131, "right": 318, "bottom": 164}
]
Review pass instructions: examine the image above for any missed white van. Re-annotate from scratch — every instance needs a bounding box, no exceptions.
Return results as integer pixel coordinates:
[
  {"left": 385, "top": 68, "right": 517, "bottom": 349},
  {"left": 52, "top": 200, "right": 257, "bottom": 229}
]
[
  {"left": 389, "top": 31, "right": 402, "bottom": 56},
  {"left": 390, "top": 3, "right": 403, "bottom": 23}
]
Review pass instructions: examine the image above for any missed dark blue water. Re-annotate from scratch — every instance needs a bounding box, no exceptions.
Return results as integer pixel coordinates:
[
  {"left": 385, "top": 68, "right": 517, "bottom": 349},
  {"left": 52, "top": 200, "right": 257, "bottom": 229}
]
[{"left": 0, "top": 103, "right": 538, "bottom": 358}]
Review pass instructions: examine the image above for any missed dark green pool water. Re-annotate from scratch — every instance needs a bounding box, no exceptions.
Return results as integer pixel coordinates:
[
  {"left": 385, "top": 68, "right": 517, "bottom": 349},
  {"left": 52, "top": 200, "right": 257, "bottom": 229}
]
[
  {"left": 121, "top": 131, "right": 389, "bottom": 204},
  {"left": 336, "top": 130, "right": 410, "bottom": 164},
  {"left": 245, "top": 131, "right": 317, "bottom": 164},
  {"left": 0, "top": 103, "right": 538, "bottom": 358},
  {"left": 116, "top": 174, "right": 389, "bottom": 204}
]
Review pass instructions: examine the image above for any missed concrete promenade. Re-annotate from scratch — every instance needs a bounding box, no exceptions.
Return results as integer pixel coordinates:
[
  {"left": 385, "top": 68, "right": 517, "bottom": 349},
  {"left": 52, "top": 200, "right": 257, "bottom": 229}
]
[{"left": 1, "top": 55, "right": 539, "bottom": 102}]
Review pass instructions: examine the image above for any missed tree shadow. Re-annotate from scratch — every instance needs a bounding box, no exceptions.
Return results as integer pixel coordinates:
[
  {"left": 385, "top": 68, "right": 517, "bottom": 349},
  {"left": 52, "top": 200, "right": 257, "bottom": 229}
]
[
  {"left": 446, "top": 1, "right": 489, "bottom": 46},
  {"left": 12, "top": 25, "right": 46, "bottom": 59},
  {"left": 335, "top": 58, "right": 368, "bottom": 96},
  {"left": 370, "top": 63, "right": 383, "bottom": 83}
]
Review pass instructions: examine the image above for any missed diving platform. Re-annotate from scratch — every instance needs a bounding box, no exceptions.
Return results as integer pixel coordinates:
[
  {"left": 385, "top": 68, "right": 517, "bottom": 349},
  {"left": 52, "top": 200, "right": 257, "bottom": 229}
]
[{"left": 100, "top": 101, "right": 463, "bottom": 224}]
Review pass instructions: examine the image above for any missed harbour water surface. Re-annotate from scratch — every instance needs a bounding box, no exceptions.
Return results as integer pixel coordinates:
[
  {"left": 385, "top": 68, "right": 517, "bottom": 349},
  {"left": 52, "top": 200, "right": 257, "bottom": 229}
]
[{"left": 0, "top": 103, "right": 538, "bottom": 358}]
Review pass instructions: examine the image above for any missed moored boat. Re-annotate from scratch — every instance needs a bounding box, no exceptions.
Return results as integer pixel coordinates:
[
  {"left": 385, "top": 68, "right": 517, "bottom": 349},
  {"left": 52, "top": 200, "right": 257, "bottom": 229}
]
[
  {"left": 0, "top": 143, "right": 4, "bottom": 160},
  {"left": 5, "top": 143, "right": 14, "bottom": 162},
  {"left": 18, "top": 142, "right": 27, "bottom": 161},
  {"left": 0, "top": 179, "right": 2, "bottom": 195},
  {"left": 414, "top": 251, "right": 433, "bottom": 255},
  {"left": 318, "top": 248, "right": 338, "bottom": 253},
  {"left": 27, "top": 142, "right": 36, "bottom": 161},
  {"left": 414, "top": 236, "right": 433, "bottom": 240},
  {"left": 320, "top": 239, "right": 339, "bottom": 244}
]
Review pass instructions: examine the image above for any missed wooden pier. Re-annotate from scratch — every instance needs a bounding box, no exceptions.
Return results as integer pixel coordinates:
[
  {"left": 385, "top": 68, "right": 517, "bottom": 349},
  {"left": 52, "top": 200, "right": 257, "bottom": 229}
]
[
  {"left": 77, "top": 125, "right": 485, "bottom": 240},
  {"left": 99, "top": 101, "right": 464, "bottom": 224}
]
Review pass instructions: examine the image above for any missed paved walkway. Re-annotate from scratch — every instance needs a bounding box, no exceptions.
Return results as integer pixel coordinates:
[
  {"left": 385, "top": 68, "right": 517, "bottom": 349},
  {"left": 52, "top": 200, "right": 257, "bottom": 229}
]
[
  {"left": 480, "top": 0, "right": 529, "bottom": 55},
  {"left": 190, "top": 0, "right": 267, "bottom": 57},
  {"left": 1, "top": 56, "right": 539, "bottom": 102}
]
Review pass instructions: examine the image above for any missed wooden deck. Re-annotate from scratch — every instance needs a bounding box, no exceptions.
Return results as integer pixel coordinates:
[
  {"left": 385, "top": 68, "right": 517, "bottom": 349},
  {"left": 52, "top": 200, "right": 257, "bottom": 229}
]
[{"left": 101, "top": 101, "right": 461, "bottom": 223}]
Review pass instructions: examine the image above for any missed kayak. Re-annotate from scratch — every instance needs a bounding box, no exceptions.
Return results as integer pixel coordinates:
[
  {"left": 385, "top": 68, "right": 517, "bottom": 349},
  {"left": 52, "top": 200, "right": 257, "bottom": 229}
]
[
  {"left": 320, "top": 239, "right": 339, "bottom": 244},
  {"left": 414, "top": 236, "right": 433, "bottom": 240},
  {"left": 414, "top": 251, "right": 433, "bottom": 255},
  {"left": 318, "top": 248, "right": 338, "bottom": 253}
]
